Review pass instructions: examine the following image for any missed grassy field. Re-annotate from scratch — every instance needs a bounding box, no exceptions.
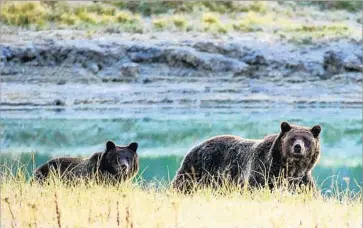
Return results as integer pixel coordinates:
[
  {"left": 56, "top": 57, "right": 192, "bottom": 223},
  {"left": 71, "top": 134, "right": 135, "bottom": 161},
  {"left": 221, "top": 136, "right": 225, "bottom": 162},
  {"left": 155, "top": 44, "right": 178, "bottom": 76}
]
[
  {"left": 1, "top": 165, "right": 362, "bottom": 228},
  {"left": 1, "top": 175, "right": 362, "bottom": 227},
  {"left": 1, "top": 1, "right": 361, "bottom": 43}
]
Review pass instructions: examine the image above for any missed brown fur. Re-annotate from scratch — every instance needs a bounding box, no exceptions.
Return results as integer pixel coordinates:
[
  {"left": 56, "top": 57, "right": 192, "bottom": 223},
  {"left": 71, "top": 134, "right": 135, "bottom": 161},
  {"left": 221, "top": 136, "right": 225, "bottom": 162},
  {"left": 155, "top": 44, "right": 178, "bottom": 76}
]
[
  {"left": 33, "top": 141, "right": 139, "bottom": 185},
  {"left": 172, "top": 122, "right": 322, "bottom": 193}
]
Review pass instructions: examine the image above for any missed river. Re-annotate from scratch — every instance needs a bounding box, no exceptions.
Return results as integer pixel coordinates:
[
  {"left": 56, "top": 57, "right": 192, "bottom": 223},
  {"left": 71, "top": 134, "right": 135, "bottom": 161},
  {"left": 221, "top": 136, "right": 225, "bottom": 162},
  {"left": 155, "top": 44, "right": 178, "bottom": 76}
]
[{"left": 1, "top": 104, "right": 361, "bottom": 192}]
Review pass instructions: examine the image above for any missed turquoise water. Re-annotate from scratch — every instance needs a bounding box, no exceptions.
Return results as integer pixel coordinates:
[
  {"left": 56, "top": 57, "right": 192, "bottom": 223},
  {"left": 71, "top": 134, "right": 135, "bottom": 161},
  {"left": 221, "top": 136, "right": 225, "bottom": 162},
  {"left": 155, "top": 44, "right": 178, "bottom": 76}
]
[{"left": 1, "top": 106, "right": 362, "bottom": 191}]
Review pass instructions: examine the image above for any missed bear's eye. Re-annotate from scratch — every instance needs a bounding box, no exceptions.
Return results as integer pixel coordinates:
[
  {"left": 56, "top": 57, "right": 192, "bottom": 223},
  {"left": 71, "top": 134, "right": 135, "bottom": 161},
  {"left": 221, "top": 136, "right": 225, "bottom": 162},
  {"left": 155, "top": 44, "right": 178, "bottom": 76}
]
[
  {"left": 304, "top": 139, "right": 310, "bottom": 147},
  {"left": 301, "top": 137, "right": 310, "bottom": 147},
  {"left": 290, "top": 137, "right": 296, "bottom": 143}
]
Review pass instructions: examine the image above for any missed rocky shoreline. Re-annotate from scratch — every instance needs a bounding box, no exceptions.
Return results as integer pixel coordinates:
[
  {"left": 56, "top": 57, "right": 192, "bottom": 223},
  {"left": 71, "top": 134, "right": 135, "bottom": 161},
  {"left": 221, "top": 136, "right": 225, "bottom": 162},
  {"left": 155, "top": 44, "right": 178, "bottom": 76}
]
[{"left": 1, "top": 30, "right": 362, "bottom": 108}]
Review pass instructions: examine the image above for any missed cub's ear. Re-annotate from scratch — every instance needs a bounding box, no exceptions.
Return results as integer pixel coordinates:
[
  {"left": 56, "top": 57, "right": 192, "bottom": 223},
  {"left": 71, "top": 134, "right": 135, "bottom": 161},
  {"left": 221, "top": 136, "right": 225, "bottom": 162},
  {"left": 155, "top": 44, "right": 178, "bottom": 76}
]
[
  {"left": 106, "top": 141, "right": 116, "bottom": 152},
  {"left": 128, "top": 142, "right": 138, "bottom": 153},
  {"left": 311, "top": 125, "right": 321, "bottom": 138},
  {"left": 280, "top": 121, "right": 292, "bottom": 133}
]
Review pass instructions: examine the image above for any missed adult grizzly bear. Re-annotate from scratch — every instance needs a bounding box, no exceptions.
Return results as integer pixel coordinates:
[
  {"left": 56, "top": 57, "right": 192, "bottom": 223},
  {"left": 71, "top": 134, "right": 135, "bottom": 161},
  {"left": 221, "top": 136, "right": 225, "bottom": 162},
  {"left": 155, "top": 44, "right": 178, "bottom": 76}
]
[
  {"left": 33, "top": 141, "right": 139, "bottom": 184},
  {"left": 172, "top": 122, "right": 321, "bottom": 193}
]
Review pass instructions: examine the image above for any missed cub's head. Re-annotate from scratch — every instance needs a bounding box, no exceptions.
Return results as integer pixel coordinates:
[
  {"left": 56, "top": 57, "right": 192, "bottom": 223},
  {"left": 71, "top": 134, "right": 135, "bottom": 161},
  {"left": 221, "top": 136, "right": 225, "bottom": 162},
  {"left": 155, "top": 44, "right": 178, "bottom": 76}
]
[
  {"left": 99, "top": 141, "right": 139, "bottom": 180},
  {"left": 279, "top": 121, "right": 322, "bottom": 168}
]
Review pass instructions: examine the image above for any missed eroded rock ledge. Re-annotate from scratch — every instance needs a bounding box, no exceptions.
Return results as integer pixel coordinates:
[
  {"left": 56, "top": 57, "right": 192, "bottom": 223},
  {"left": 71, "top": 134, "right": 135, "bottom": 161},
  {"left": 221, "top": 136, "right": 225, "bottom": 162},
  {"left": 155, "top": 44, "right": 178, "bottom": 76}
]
[{"left": 1, "top": 35, "right": 362, "bottom": 83}]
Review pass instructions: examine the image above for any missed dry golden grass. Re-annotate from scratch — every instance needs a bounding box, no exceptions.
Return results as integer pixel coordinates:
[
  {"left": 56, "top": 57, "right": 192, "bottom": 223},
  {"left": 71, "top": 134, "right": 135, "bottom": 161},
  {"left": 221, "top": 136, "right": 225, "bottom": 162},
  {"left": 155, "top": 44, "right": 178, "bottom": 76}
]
[
  {"left": 0, "top": 1, "right": 359, "bottom": 40},
  {"left": 1, "top": 169, "right": 362, "bottom": 228}
]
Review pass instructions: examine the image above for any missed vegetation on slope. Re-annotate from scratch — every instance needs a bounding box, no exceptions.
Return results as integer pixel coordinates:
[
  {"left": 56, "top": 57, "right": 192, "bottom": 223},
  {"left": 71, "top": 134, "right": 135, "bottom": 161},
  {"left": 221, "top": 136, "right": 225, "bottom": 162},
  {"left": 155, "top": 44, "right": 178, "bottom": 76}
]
[{"left": 1, "top": 1, "right": 360, "bottom": 43}]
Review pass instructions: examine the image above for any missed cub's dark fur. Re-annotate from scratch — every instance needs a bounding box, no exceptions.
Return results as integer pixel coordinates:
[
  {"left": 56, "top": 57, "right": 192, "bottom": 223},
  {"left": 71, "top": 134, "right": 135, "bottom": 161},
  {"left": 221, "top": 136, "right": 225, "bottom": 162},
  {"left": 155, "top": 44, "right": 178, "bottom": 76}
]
[{"left": 33, "top": 141, "right": 139, "bottom": 184}]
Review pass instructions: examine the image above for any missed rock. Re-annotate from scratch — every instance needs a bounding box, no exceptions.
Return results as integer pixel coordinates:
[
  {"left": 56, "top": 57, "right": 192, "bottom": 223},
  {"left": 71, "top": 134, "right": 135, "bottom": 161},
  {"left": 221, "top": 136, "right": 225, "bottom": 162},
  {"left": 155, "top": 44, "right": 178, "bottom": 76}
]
[
  {"left": 304, "top": 62, "right": 325, "bottom": 77},
  {"left": 88, "top": 62, "right": 100, "bottom": 74},
  {"left": 285, "top": 74, "right": 308, "bottom": 83},
  {"left": 1, "top": 46, "right": 12, "bottom": 62},
  {"left": 1, "top": 36, "right": 362, "bottom": 84},
  {"left": 127, "top": 45, "right": 165, "bottom": 63},
  {"left": 165, "top": 47, "right": 249, "bottom": 73},
  {"left": 104, "top": 27, "right": 121, "bottom": 34},
  {"left": 192, "top": 41, "right": 233, "bottom": 55},
  {"left": 120, "top": 62, "right": 139, "bottom": 78},
  {"left": 242, "top": 51, "right": 267, "bottom": 65},
  {"left": 98, "top": 68, "right": 116, "bottom": 78},
  {"left": 343, "top": 55, "right": 363, "bottom": 72},
  {"left": 73, "top": 67, "right": 88, "bottom": 77},
  {"left": 0, "top": 68, "right": 20, "bottom": 76},
  {"left": 142, "top": 78, "right": 152, "bottom": 84},
  {"left": 323, "top": 51, "right": 344, "bottom": 75},
  {"left": 56, "top": 79, "right": 67, "bottom": 85},
  {"left": 52, "top": 99, "right": 65, "bottom": 106},
  {"left": 128, "top": 44, "right": 249, "bottom": 73},
  {"left": 324, "top": 49, "right": 363, "bottom": 76}
]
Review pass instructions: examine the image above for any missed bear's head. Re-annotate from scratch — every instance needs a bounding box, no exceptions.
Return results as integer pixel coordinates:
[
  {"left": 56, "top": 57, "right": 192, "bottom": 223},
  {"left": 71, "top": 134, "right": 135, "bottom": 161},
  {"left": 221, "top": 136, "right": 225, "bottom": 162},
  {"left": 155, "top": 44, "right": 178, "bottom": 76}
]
[
  {"left": 279, "top": 121, "right": 322, "bottom": 171},
  {"left": 98, "top": 141, "right": 139, "bottom": 181}
]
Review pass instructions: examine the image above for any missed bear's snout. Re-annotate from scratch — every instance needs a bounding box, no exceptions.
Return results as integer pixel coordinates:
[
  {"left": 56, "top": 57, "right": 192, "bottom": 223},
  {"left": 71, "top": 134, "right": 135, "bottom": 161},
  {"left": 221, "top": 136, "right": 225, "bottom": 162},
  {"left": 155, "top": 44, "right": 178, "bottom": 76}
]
[
  {"left": 292, "top": 140, "right": 305, "bottom": 156},
  {"left": 293, "top": 144, "right": 301, "bottom": 153},
  {"left": 119, "top": 162, "right": 129, "bottom": 174}
]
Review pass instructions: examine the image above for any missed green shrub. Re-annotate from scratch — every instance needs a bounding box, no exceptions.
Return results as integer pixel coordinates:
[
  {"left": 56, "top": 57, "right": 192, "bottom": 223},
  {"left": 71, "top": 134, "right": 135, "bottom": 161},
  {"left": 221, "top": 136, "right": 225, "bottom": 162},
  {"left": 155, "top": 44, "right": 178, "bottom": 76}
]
[
  {"left": 216, "top": 24, "right": 228, "bottom": 34},
  {"left": 202, "top": 13, "right": 219, "bottom": 25},
  {"left": 152, "top": 18, "right": 168, "bottom": 30},
  {"left": 121, "top": 22, "right": 144, "bottom": 33},
  {"left": 60, "top": 13, "right": 78, "bottom": 26},
  {"left": 249, "top": 1, "right": 268, "bottom": 13},
  {"left": 76, "top": 12, "right": 97, "bottom": 24},
  {"left": 87, "top": 3, "right": 116, "bottom": 16},
  {"left": 314, "top": 1, "right": 362, "bottom": 12},
  {"left": 112, "top": 2, "right": 180, "bottom": 16},
  {"left": 0, "top": 2, "right": 50, "bottom": 27},
  {"left": 172, "top": 16, "right": 187, "bottom": 29},
  {"left": 232, "top": 13, "right": 272, "bottom": 32},
  {"left": 115, "top": 11, "right": 136, "bottom": 24}
]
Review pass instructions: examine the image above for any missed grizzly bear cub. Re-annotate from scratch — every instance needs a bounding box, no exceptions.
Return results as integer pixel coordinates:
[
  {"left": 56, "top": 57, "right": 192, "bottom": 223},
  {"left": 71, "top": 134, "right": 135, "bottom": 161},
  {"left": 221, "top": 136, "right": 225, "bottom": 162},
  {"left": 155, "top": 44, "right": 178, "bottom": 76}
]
[
  {"left": 172, "top": 122, "right": 321, "bottom": 192},
  {"left": 33, "top": 141, "right": 139, "bottom": 184}
]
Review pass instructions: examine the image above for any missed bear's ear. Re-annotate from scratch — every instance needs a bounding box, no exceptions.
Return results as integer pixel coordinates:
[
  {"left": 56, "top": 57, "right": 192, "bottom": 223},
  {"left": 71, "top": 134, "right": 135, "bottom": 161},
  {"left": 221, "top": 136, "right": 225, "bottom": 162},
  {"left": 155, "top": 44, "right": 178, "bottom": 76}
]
[
  {"left": 128, "top": 142, "right": 138, "bottom": 153},
  {"left": 280, "top": 121, "right": 292, "bottom": 133},
  {"left": 106, "top": 141, "right": 116, "bottom": 152},
  {"left": 311, "top": 125, "right": 321, "bottom": 138}
]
